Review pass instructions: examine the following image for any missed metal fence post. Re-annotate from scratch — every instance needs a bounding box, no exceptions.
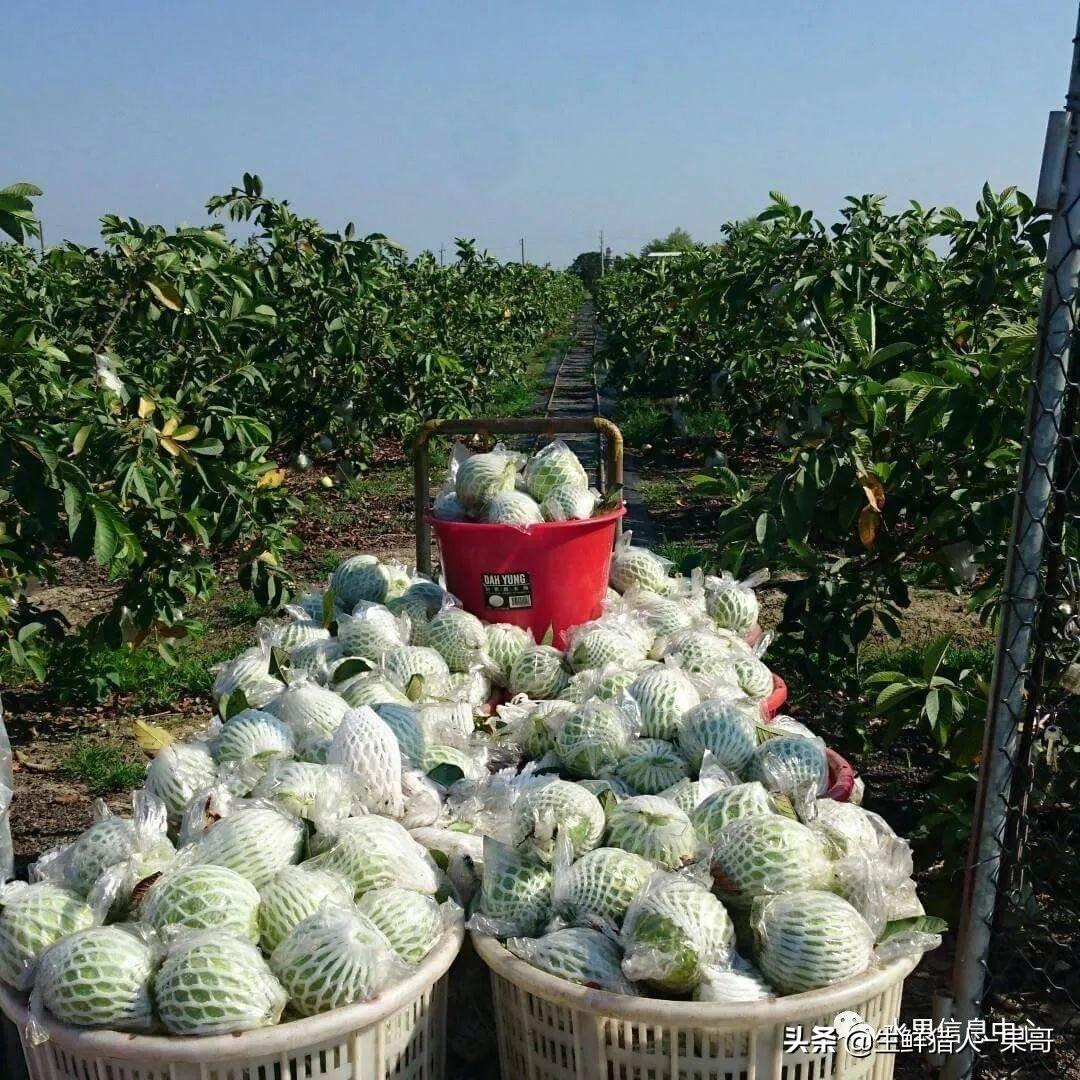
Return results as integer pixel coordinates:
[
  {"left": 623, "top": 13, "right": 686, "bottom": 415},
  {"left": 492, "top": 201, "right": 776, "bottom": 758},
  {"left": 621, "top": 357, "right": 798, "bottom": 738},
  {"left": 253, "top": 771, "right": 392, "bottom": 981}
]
[{"left": 943, "top": 9, "right": 1080, "bottom": 1078}]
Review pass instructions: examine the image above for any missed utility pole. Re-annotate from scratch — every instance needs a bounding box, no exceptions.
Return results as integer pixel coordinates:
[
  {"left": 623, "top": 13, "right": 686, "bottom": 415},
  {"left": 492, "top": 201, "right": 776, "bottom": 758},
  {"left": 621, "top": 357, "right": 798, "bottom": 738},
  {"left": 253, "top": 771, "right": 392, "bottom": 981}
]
[
  {"left": 599, "top": 230, "right": 605, "bottom": 277},
  {"left": 520, "top": 237, "right": 526, "bottom": 265},
  {"left": 438, "top": 244, "right": 445, "bottom": 267}
]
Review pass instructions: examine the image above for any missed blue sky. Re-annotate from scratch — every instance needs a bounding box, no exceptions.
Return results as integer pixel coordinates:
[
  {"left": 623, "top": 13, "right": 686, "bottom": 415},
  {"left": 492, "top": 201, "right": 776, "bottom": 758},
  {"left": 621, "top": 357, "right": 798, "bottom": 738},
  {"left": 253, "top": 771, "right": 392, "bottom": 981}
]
[{"left": 7, "top": 1, "right": 1076, "bottom": 266}]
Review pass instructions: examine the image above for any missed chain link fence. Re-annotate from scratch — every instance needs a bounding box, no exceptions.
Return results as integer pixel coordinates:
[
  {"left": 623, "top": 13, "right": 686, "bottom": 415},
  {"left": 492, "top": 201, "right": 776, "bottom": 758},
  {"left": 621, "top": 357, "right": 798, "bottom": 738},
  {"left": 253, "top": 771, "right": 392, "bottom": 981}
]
[{"left": 944, "top": 12, "right": 1080, "bottom": 1079}]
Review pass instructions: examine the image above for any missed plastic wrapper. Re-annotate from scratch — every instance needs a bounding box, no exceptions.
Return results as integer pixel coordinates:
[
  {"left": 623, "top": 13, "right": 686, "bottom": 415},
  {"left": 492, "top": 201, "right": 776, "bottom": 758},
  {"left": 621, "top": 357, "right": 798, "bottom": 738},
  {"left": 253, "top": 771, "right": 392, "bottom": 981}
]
[
  {"left": 627, "top": 661, "right": 700, "bottom": 740},
  {"left": 374, "top": 702, "right": 427, "bottom": 764},
  {"left": 189, "top": 801, "right": 305, "bottom": 888},
  {"left": 617, "top": 584, "right": 705, "bottom": 645},
  {"left": 661, "top": 628, "right": 749, "bottom": 678},
  {"left": 155, "top": 930, "right": 286, "bottom": 1035},
  {"left": 423, "top": 743, "right": 488, "bottom": 784},
  {"left": 33, "top": 791, "right": 172, "bottom": 906},
  {"left": 452, "top": 442, "right": 520, "bottom": 511},
  {"left": 614, "top": 737, "right": 689, "bottom": 795},
  {"left": 336, "top": 602, "right": 410, "bottom": 661},
  {"left": 327, "top": 706, "right": 404, "bottom": 816},
  {"left": 211, "top": 708, "right": 296, "bottom": 765},
  {"left": 554, "top": 695, "right": 640, "bottom": 778},
  {"left": 388, "top": 578, "right": 456, "bottom": 645},
  {"left": 605, "top": 795, "right": 702, "bottom": 869},
  {"left": 506, "top": 927, "right": 637, "bottom": 996},
  {"left": 658, "top": 776, "right": 730, "bottom": 814},
  {"left": 211, "top": 643, "right": 284, "bottom": 710},
  {"left": 307, "top": 814, "right": 440, "bottom": 896},
  {"left": 468, "top": 837, "right": 552, "bottom": 938},
  {"left": 294, "top": 589, "right": 334, "bottom": 624},
  {"left": 704, "top": 569, "right": 768, "bottom": 635},
  {"left": 399, "top": 769, "right": 444, "bottom": 829},
  {"left": 426, "top": 608, "right": 489, "bottom": 673},
  {"left": 269, "top": 677, "right": 350, "bottom": 748},
  {"left": 830, "top": 853, "right": 891, "bottom": 938},
  {"left": 0, "top": 882, "right": 95, "bottom": 990},
  {"left": 497, "top": 695, "right": 575, "bottom": 759},
  {"left": 566, "top": 618, "right": 648, "bottom": 672},
  {"left": 483, "top": 488, "right": 545, "bottom": 527},
  {"left": 330, "top": 554, "right": 409, "bottom": 609},
  {"left": 257, "top": 864, "right": 354, "bottom": 953},
  {"left": 417, "top": 699, "right": 475, "bottom": 744},
  {"left": 270, "top": 904, "right": 407, "bottom": 1017},
  {"left": 509, "top": 644, "right": 570, "bottom": 698},
  {"left": 409, "top": 826, "right": 484, "bottom": 907},
  {"left": 28, "top": 925, "right": 157, "bottom": 1042},
  {"left": 874, "top": 914, "right": 945, "bottom": 964},
  {"left": 141, "top": 862, "right": 261, "bottom": 940},
  {"left": 561, "top": 662, "right": 643, "bottom": 705},
  {"left": 678, "top": 697, "right": 758, "bottom": 774},
  {"left": 751, "top": 890, "right": 875, "bottom": 995},
  {"left": 524, "top": 438, "right": 590, "bottom": 502},
  {"left": 541, "top": 485, "right": 601, "bottom": 521},
  {"left": 286, "top": 638, "right": 343, "bottom": 684},
  {"left": 763, "top": 713, "right": 819, "bottom": 741},
  {"left": 620, "top": 872, "right": 736, "bottom": 992},
  {"left": 251, "top": 759, "right": 356, "bottom": 823},
  {"left": 356, "top": 886, "right": 452, "bottom": 963},
  {"left": 144, "top": 740, "right": 218, "bottom": 821},
  {"left": 690, "top": 781, "right": 777, "bottom": 843},
  {"left": 609, "top": 531, "right": 673, "bottom": 596},
  {"left": 447, "top": 667, "right": 493, "bottom": 707},
  {"left": 696, "top": 750, "right": 744, "bottom": 785},
  {"left": 693, "top": 955, "right": 774, "bottom": 1002},
  {"left": 334, "top": 670, "right": 411, "bottom": 708},
  {"left": 484, "top": 622, "right": 534, "bottom": 686},
  {"left": 748, "top": 734, "right": 829, "bottom": 813},
  {"left": 257, "top": 609, "right": 330, "bottom": 651},
  {"left": 379, "top": 642, "right": 456, "bottom": 700},
  {"left": 550, "top": 835, "right": 653, "bottom": 931},
  {"left": 710, "top": 814, "right": 833, "bottom": 909},
  {"left": 509, "top": 777, "right": 605, "bottom": 863}
]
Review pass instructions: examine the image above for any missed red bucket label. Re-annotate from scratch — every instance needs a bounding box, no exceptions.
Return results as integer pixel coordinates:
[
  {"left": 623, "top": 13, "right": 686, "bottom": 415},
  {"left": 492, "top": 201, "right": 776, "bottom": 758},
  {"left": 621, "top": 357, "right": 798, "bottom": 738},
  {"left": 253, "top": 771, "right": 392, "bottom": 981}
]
[{"left": 482, "top": 571, "right": 533, "bottom": 610}]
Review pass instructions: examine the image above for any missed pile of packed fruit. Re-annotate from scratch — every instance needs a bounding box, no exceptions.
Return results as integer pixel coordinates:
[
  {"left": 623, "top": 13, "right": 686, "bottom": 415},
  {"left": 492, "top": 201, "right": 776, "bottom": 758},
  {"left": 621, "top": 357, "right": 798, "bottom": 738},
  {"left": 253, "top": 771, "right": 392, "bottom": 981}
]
[{"left": 0, "top": 440, "right": 939, "bottom": 1042}]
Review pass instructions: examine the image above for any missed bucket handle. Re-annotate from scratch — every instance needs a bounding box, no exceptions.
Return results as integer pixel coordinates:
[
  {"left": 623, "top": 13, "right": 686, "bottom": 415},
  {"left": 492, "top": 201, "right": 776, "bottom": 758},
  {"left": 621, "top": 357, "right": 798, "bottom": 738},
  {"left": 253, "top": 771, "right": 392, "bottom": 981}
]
[{"left": 411, "top": 416, "right": 624, "bottom": 576}]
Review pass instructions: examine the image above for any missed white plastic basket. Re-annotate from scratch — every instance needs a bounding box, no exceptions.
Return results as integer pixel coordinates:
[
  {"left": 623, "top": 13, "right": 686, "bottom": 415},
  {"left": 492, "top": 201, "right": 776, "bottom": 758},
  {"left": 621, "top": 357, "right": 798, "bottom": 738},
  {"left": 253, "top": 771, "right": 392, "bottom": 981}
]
[
  {"left": 473, "top": 932, "right": 921, "bottom": 1080},
  {"left": 0, "top": 920, "right": 463, "bottom": 1080}
]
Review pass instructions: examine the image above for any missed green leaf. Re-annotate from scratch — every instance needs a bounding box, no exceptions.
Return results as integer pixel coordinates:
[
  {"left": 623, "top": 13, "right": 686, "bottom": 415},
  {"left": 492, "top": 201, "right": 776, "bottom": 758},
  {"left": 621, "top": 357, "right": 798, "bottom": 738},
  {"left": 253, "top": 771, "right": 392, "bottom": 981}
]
[
  {"left": 71, "top": 425, "right": 92, "bottom": 456},
  {"left": 92, "top": 503, "right": 119, "bottom": 565}
]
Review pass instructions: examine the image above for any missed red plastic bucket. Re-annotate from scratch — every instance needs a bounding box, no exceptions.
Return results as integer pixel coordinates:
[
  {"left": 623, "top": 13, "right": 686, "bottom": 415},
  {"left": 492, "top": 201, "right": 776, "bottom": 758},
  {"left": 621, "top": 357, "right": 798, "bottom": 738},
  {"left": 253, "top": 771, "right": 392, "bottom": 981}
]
[{"left": 426, "top": 506, "right": 626, "bottom": 649}]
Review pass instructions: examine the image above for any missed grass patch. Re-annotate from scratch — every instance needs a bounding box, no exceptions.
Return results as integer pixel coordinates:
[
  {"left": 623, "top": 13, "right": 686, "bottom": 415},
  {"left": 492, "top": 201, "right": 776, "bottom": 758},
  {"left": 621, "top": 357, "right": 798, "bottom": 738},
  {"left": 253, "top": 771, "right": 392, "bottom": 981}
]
[
  {"left": 317, "top": 549, "right": 352, "bottom": 575},
  {"left": 654, "top": 538, "right": 716, "bottom": 574},
  {"left": 619, "top": 397, "right": 669, "bottom": 448},
  {"left": 344, "top": 464, "right": 412, "bottom": 503},
  {"left": 860, "top": 640, "right": 995, "bottom": 678},
  {"left": 60, "top": 738, "right": 146, "bottom": 796},
  {"left": 43, "top": 633, "right": 238, "bottom": 708},
  {"left": 636, "top": 476, "right": 687, "bottom": 514},
  {"left": 619, "top": 396, "right": 731, "bottom": 447},
  {"left": 486, "top": 329, "right": 576, "bottom": 417}
]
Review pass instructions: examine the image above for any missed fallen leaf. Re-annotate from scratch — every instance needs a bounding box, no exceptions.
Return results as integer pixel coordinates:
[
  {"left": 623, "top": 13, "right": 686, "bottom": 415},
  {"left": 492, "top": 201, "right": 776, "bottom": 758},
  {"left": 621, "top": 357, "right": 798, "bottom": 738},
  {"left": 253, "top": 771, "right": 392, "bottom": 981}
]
[{"left": 133, "top": 717, "right": 175, "bottom": 756}]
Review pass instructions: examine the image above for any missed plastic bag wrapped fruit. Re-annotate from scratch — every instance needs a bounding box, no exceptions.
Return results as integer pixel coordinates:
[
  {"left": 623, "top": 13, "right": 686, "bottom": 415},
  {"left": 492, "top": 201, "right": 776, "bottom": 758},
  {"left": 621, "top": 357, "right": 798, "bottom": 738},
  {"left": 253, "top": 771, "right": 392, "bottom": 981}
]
[
  {"left": 710, "top": 814, "right": 833, "bottom": 909},
  {"left": 551, "top": 844, "right": 654, "bottom": 930},
  {"left": 524, "top": 439, "right": 589, "bottom": 503},
  {"left": 506, "top": 927, "right": 637, "bottom": 996},
  {"left": 258, "top": 865, "right": 355, "bottom": 953},
  {"left": 141, "top": 863, "right": 261, "bottom": 940},
  {"left": 270, "top": 906, "right": 404, "bottom": 1017},
  {"left": 454, "top": 446, "right": 519, "bottom": 511},
  {"left": 510, "top": 778, "right": 605, "bottom": 863},
  {"left": 30, "top": 926, "right": 156, "bottom": 1036},
  {"left": 609, "top": 532, "right": 672, "bottom": 596},
  {"left": 752, "top": 889, "right": 876, "bottom": 994},
  {"left": 605, "top": 795, "right": 701, "bottom": 869},
  {"left": 155, "top": 931, "right": 286, "bottom": 1036},
  {"left": 0, "top": 883, "right": 95, "bottom": 990},
  {"left": 620, "top": 873, "right": 736, "bottom": 993}
]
